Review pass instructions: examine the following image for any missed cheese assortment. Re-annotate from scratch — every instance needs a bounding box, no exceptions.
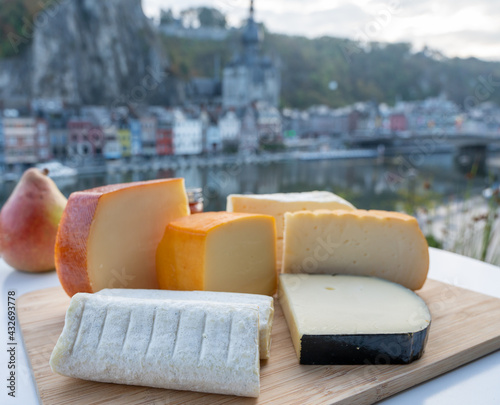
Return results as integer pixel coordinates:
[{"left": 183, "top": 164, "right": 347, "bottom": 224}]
[
  {"left": 156, "top": 212, "right": 277, "bottom": 296},
  {"left": 97, "top": 288, "right": 274, "bottom": 359},
  {"left": 55, "top": 178, "right": 190, "bottom": 296},
  {"left": 50, "top": 293, "right": 261, "bottom": 397},
  {"left": 49, "top": 180, "right": 432, "bottom": 398},
  {"left": 282, "top": 209, "right": 429, "bottom": 290},
  {"left": 279, "top": 274, "right": 431, "bottom": 364},
  {"left": 227, "top": 191, "right": 355, "bottom": 238}
]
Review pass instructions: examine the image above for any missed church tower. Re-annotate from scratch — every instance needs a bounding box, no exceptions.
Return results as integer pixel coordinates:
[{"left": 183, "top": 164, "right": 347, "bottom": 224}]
[{"left": 222, "top": 0, "right": 280, "bottom": 109}]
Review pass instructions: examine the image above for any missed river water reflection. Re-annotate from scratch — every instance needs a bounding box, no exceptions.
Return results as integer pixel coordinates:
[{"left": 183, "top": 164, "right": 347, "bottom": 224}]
[{"left": 1, "top": 152, "right": 497, "bottom": 211}]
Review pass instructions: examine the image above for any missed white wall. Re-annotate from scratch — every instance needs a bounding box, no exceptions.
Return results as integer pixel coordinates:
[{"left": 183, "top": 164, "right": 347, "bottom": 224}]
[
  {"left": 219, "top": 111, "right": 241, "bottom": 141},
  {"left": 173, "top": 113, "right": 203, "bottom": 155}
]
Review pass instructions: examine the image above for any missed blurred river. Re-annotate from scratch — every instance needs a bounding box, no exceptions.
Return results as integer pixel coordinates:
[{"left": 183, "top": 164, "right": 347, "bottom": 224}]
[{"left": 1, "top": 152, "right": 498, "bottom": 212}]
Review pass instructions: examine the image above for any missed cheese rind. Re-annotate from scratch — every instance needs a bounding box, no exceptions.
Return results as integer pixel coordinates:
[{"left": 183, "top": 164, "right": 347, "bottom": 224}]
[
  {"left": 97, "top": 288, "right": 274, "bottom": 359},
  {"left": 282, "top": 209, "right": 429, "bottom": 290},
  {"left": 279, "top": 274, "right": 431, "bottom": 365},
  {"left": 156, "top": 212, "right": 277, "bottom": 296},
  {"left": 50, "top": 293, "right": 260, "bottom": 397},
  {"left": 55, "top": 178, "right": 190, "bottom": 296},
  {"left": 227, "top": 191, "right": 355, "bottom": 238}
]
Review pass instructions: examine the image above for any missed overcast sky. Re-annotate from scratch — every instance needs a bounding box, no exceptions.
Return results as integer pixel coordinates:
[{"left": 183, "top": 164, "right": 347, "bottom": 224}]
[{"left": 142, "top": 0, "right": 500, "bottom": 61}]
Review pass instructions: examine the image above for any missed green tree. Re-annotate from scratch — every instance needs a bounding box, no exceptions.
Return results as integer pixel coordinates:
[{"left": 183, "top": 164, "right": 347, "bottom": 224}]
[
  {"left": 159, "top": 9, "right": 175, "bottom": 26},
  {"left": 198, "top": 7, "right": 226, "bottom": 28},
  {"left": 0, "top": 0, "right": 58, "bottom": 58},
  {"left": 160, "top": 30, "right": 500, "bottom": 108}
]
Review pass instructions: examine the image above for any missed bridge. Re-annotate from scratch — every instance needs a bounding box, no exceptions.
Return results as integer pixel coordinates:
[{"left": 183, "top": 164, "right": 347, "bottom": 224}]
[
  {"left": 343, "top": 132, "right": 500, "bottom": 173},
  {"left": 344, "top": 132, "right": 500, "bottom": 148}
]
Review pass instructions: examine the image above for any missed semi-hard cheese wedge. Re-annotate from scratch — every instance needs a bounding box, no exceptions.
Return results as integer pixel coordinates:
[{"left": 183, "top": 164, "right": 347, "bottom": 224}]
[
  {"left": 156, "top": 212, "right": 277, "bottom": 296},
  {"left": 227, "top": 191, "right": 355, "bottom": 238},
  {"left": 50, "top": 293, "right": 260, "bottom": 397},
  {"left": 55, "top": 178, "right": 190, "bottom": 296},
  {"left": 279, "top": 274, "right": 431, "bottom": 365},
  {"left": 97, "top": 288, "right": 274, "bottom": 359},
  {"left": 282, "top": 209, "right": 429, "bottom": 290}
]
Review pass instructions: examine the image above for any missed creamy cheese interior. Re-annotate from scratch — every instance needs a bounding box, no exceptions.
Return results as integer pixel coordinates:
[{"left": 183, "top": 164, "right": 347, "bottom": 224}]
[
  {"left": 227, "top": 191, "right": 355, "bottom": 238},
  {"left": 205, "top": 218, "right": 276, "bottom": 295},
  {"left": 282, "top": 210, "right": 429, "bottom": 290},
  {"left": 87, "top": 183, "right": 189, "bottom": 291},
  {"left": 280, "top": 274, "right": 431, "bottom": 336}
]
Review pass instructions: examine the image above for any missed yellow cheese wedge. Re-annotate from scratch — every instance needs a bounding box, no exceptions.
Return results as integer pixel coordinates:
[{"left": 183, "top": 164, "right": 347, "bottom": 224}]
[
  {"left": 156, "top": 212, "right": 277, "bottom": 296},
  {"left": 227, "top": 191, "right": 355, "bottom": 239},
  {"left": 55, "top": 178, "right": 190, "bottom": 296},
  {"left": 282, "top": 210, "right": 429, "bottom": 290}
]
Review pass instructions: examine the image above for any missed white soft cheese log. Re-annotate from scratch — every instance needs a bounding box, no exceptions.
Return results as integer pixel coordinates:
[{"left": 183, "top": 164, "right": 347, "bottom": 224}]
[
  {"left": 50, "top": 294, "right": 260, "bottom": 397},
  {"left": 97, "top": 289, "right": 274, "bottom": 359},
  {"left": 279, "top": 274, "right": 431, "bottom": 365},
  {"left": 227, "top": 191, "right": 355, "bottom": 238},
  {"left": 282, "top": 209, "right": 429, "bottom": 290}
]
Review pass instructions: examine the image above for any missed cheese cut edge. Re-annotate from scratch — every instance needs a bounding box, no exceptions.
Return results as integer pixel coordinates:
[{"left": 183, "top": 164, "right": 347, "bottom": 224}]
[
  {"left": 55, "top": 178, "right": 189, "bottom": 297},
  {"left": 227, "top": 191, "right": 356, "bottom": 239},
  {"left": 157, "top": 212, "right": 277, "bottom": 296},
  {"left": 282, "top": 209, "right": 430, "bottom": 290},
  {"left": 278, "top": 274, "right": 431, "bottom": 365},
  {"left": 227, "top": 191, "right": 355, "bottom": 208}
]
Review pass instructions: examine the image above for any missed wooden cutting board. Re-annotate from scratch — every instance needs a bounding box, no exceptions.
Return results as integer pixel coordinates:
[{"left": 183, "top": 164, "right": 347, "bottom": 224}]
[{"left": 18, "top": 280, "right": 500, "bottom": 405}]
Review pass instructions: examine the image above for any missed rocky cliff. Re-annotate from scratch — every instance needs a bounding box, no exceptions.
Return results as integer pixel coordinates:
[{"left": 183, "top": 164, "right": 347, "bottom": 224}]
[{"left": 0, "top": 0, "right": 180, "bottom": 106}]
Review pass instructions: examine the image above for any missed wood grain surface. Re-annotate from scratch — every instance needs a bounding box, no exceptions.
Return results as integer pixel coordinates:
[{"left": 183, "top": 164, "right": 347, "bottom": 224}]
[{"left": 18, "top": 280, "right": 500, "bottom": 405}]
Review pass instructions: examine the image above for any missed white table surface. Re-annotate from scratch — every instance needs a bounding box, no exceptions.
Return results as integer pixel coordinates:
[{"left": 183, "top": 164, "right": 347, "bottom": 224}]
[{"left": 1, "top": 247, "right": 500, "bottom": 404}]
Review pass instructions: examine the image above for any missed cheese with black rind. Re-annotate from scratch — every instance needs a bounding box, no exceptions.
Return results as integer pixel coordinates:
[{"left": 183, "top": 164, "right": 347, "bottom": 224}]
[
  {"left": 279, "top": 274, "right": 431, "bottom": 365},
  {"left": 97, "top": 288, "right": 274, "bottom": 359}
]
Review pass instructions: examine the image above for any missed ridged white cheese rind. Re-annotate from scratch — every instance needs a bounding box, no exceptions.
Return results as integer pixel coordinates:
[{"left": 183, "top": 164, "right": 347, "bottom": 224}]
[
  {"left": 97, "top": 289, "right": 274, "bottom": 359},
  {"left": 226, "top": 191, "right": 355, "bottom": 238},
  {"left": 50, "top": 294, "right": 260, "bottom": 397}
]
